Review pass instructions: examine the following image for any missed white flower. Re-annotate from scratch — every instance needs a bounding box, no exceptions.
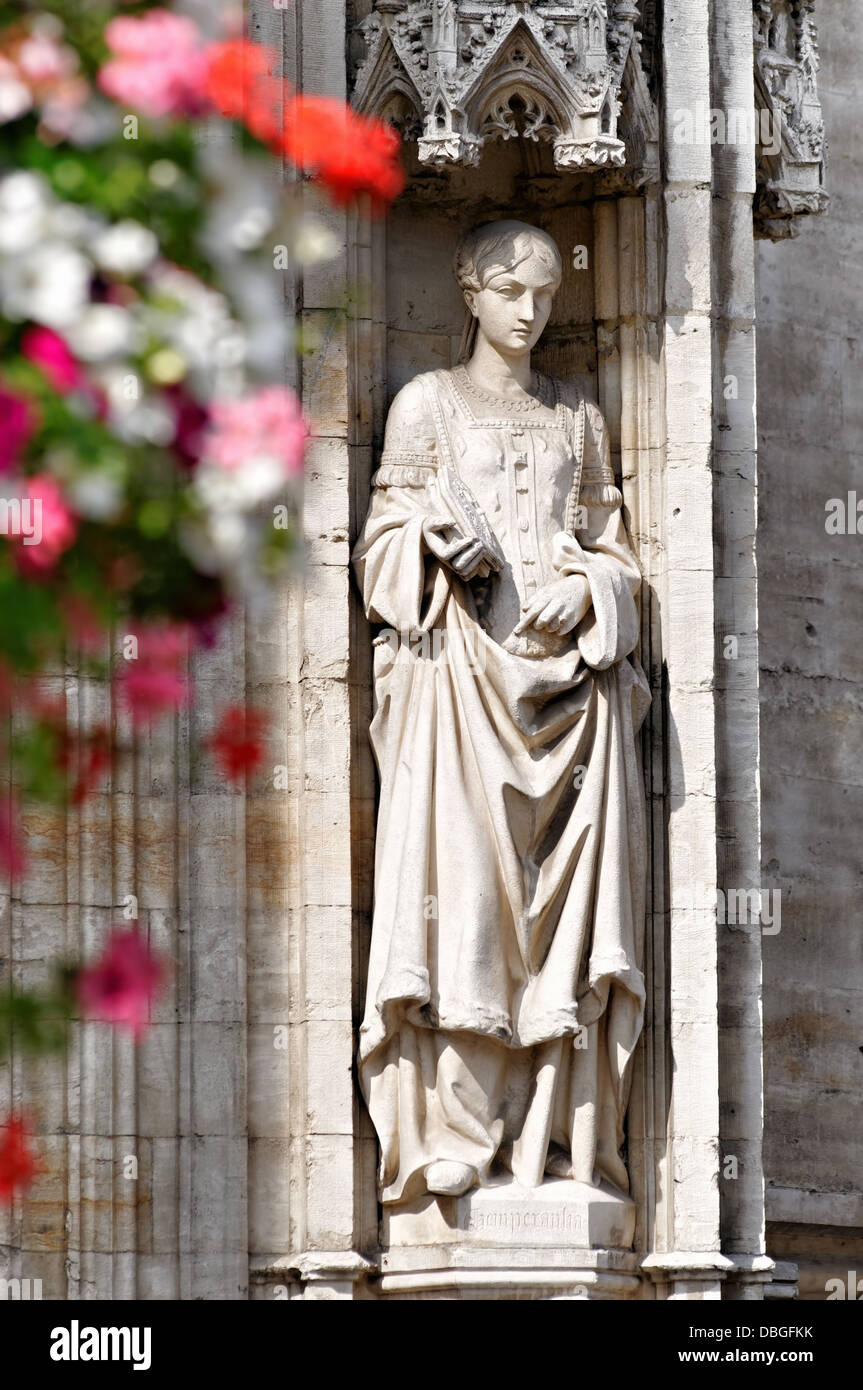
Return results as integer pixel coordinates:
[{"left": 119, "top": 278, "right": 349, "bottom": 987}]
[
  {"left": 0, "top": 70, "right": 33, "bottom": 126},
  {"left": 194, "top": 454, "right": 285, "bottom": 513},
  {"left": 292, "top": 216, "right": 341, "bottom": 267},
  {"left": 231, "top": 206, "right": 272, "bottom": 252},
  {"left": 0, "top": 241, "right": 91, "bottom": 327},
  {"left": 67, "top": 472, "right": 124, "bottom": 521},
  {"left": 117, "top": 400, "right": 176, "bottom": 446},
  {"left": 43, "top": 201, "right": 104, "bottom": 244},
  {"left": 180, "top": 513, "right": 249, "bottom": 573},
  {"left": 0, "top": 171, "right": 49, "bottom": 253},
  {"left": 92, "top": 219, "right": 159, "bottom": 276},
  {"left": 199, "top": 150, "right": 276, "bottom": 259},
  {"left": 146, "top": 263, "right": 246, "bottom": 381},
  {"left": 66, "top": 304, "right": 136, "bottom": 361}
]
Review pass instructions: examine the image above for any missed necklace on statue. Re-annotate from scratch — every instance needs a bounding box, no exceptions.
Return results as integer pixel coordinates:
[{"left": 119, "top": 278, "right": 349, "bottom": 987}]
[{"left": 455, "top": 364, "right": 551, "bottom": 413}]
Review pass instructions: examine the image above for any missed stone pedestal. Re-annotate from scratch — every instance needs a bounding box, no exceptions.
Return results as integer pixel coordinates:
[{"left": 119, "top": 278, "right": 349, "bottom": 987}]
[{"left": 378, "top": 1178, "right": 639, "bottom": 1300}]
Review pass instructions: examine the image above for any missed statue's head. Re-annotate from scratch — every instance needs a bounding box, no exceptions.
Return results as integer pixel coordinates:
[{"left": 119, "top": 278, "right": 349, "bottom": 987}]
[{"left": 453, "top": 220, "right": 562, "bottom": 360}]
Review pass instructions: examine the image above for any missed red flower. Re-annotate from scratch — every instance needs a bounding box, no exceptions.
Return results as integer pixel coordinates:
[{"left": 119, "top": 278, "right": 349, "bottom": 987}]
[
  {"left": 70, "top": 730, "right": 111, "bottom": 806},
  {"left": 76, "top": 927, "right": 166, "bottom": 1039},
  {"left": 21, "top": 326, "right": 84, "bottom": 394},
  {"left": 204, "top": 39, "right": 284, "bottom": 147},
  {"left": 282, "top": 95, "right": 405, "bottom": 210},
  {"left": 208, "top": 704, "right": 268, "bottom": 781},
  {"left": 0, "top": 1116, "right": 38, "bottom": 1203},
  {"left": 0, "top": 387, "right": 38, "bottom": 473}
]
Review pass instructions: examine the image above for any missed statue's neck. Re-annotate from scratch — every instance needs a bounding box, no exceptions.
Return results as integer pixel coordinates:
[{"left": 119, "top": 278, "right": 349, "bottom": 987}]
[{"left": 466, "top": 335, "right": 533, "bottom": 399}]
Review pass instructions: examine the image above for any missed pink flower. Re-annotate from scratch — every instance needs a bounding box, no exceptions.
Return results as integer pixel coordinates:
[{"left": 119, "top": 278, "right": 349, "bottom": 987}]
[
  {"left": 17, "top": 34, "right": 70, "bottom": 84},
  {"left": 98, "top": 9, "right": 209, "bottom": 118},
  {"left": 21, "top": 326, "right": 84, "bottom": 394},
  {"left": 76, "top": 927, "right": 166, "bottom": 1038},
  {"left": 0, "top": 799, "right": 26, "bottom": 877},
  {"left": 204, "top": 386, "right": 308, "bottom": 477},
  {"left": 13, "top": 474, "right": 77, "bottom": 574},
  {"left": 0, "top": 387, "right": 37, "bottom": 473},
  {"left": 116, "top": 623, "right": 189, "bottom": 724}
]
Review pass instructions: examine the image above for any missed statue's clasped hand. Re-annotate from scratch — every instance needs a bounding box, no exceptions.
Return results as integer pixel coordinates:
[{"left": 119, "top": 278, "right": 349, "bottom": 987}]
[
  {"left": 514, "top": 575, "right": 591, "bottom": 636},
  {"left": 438, "top": 526, "right": 498, "bottom": 581}
]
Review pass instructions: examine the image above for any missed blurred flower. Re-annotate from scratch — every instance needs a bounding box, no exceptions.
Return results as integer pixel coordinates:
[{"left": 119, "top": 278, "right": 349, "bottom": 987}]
[
  {"left": 20, "top": 326, "right": 84, "bottom": 394},
  {"left": 179, "top": 509, "right": 249, "bottom": 574},
  {"left": 164, "top": 385, "right": 208, "bottom": 465},
  {"left": 71, "top": 735, "right": 110, "bottom": 806},
  {"left": 76, "top": 927, "right": 166, "bottom": 1039},
  {"left": 66, "top": 304, "right": 137, "bottom": 362},
  {"left": 13, "top": 474, "right": 77, "bottom": 574},
  {"left": 146, "top": 347, "right": 187, "bottom": 385},
  {"left": 292, "top": 215, "right": 341, "bottom": 267},
  {"left": 0, "top": 240, "right": 91, "bottom": 329},
  {"left": 91, "top": 219, "right": 159, "bottom": 277},
  {"left": 116, "top": 623, "right": 188, "bottom": 724},
  {"left": 0, "top": 55, "right": 33, "bottom": 124},
  {"left": 205, "top": 39, "right": 283, "bottom": 147},
  {"left": 145, "top": 263, "right": 245, "bottom": 387},
  {"left": 208, "top": 704, "right": 268, "bottom": 781},
  {"left": 16, "top": 32, "right": 68, "bottom": 84},
  {"left": 0, "top": 17, "right": 88, "bottom": 139},
  {"left": 282, "top": 96, "right": 405, "bottom": 209},
  {"left": 0, "top": 171, "right": 47, "bottom": 253},
  {"left": 204, "top": 385, "right": 307, "bottom": 478},
  {"left": 98, "top": 9, "right": 209, "bottom": 119},
  {"left": 66, "top": 470, "right": 124, "bottom": 522},
  {"left": 0, "top": 1116, "right": 37, "bottom": 1202},
  {"left": 0, "top": 386, "right": 38, "bottom": 472},
  {"left": 0, "top": 799, "right": 26, "bottom": 877}
]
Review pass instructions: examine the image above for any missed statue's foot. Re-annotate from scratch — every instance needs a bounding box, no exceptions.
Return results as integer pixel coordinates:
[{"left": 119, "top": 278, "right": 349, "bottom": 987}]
[
  {"left": 545, "top": 1150, "right": 573, "bottom": 1179},
  {"left": 424, "top": 1160, "right": 477, "bottom": 1197}
]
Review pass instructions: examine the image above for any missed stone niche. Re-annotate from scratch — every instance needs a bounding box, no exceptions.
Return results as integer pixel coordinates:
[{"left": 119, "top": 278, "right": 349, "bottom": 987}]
[
  {"left": 316, "top": 0, "right": 829, "bottom": 1303},
  {"left": 348, "top": 0, "right": 667, "bottom": 1301}
]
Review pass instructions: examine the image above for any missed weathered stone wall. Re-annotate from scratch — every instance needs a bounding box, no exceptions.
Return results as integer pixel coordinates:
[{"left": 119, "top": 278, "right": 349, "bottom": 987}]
[{"left": 757, "top": 2, "right": 863, "bottom": 1296}]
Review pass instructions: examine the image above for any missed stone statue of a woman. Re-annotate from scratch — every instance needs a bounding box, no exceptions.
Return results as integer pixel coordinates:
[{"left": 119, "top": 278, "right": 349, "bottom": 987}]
[{"left": 353, "top": 220, "right": 650, "bottom": 1205}]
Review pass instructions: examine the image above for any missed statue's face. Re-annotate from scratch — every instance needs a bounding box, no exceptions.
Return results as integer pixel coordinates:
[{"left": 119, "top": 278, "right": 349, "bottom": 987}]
[{"left": 466, "top": 250, "right": 557, "bottom": 356}]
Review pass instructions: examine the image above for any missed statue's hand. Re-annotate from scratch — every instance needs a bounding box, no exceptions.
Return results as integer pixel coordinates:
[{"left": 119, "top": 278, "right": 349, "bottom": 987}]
[
  {"left": 437, "top": 528, "right": 496, "bottom": 581},
  {"left": 514, "top": 575, "right": 591, "bottom": 636}
]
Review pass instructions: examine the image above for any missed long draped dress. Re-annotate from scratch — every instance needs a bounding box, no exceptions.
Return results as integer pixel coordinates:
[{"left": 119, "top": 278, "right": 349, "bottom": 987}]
[{"left": 352, "top": 365, "right": 651, "bottom": 1204}]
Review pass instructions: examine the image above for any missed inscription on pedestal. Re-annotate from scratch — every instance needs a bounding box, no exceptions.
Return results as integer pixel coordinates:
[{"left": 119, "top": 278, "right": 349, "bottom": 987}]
[{"left": 465, "top": 1202, "right": 588, "bottom": 1245}]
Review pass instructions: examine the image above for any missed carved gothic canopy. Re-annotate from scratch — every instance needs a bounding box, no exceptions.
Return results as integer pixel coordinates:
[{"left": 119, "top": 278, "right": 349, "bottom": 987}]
[
  {"left": 753, "top": 0, "right": 828, "bottom": 239},
  {"left": 352, "top": 1, "right": 827, "bottom": 239},
  {"left": 352, "top": 1, "right": 658, "bottom": 178}
]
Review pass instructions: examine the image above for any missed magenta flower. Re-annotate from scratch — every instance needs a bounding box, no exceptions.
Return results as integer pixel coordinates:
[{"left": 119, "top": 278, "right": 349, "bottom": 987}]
[
  {"left": 116, "top": 623, "right": 189, "bottom": 725},
  {"left": 98, "top": 9, "right": 209, "bottom": 119},
  {"left": 0, "top": 387, "right": 37, "bottom": 473},
  {"left": 204, "top": 385, "right": 308, "bottom": 477},
  {"left": 21, "top": 326, "right": 83, "bottom": 394},
  {"left": 76, "top": 927, "right": 166, "bottom": 1038}
]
